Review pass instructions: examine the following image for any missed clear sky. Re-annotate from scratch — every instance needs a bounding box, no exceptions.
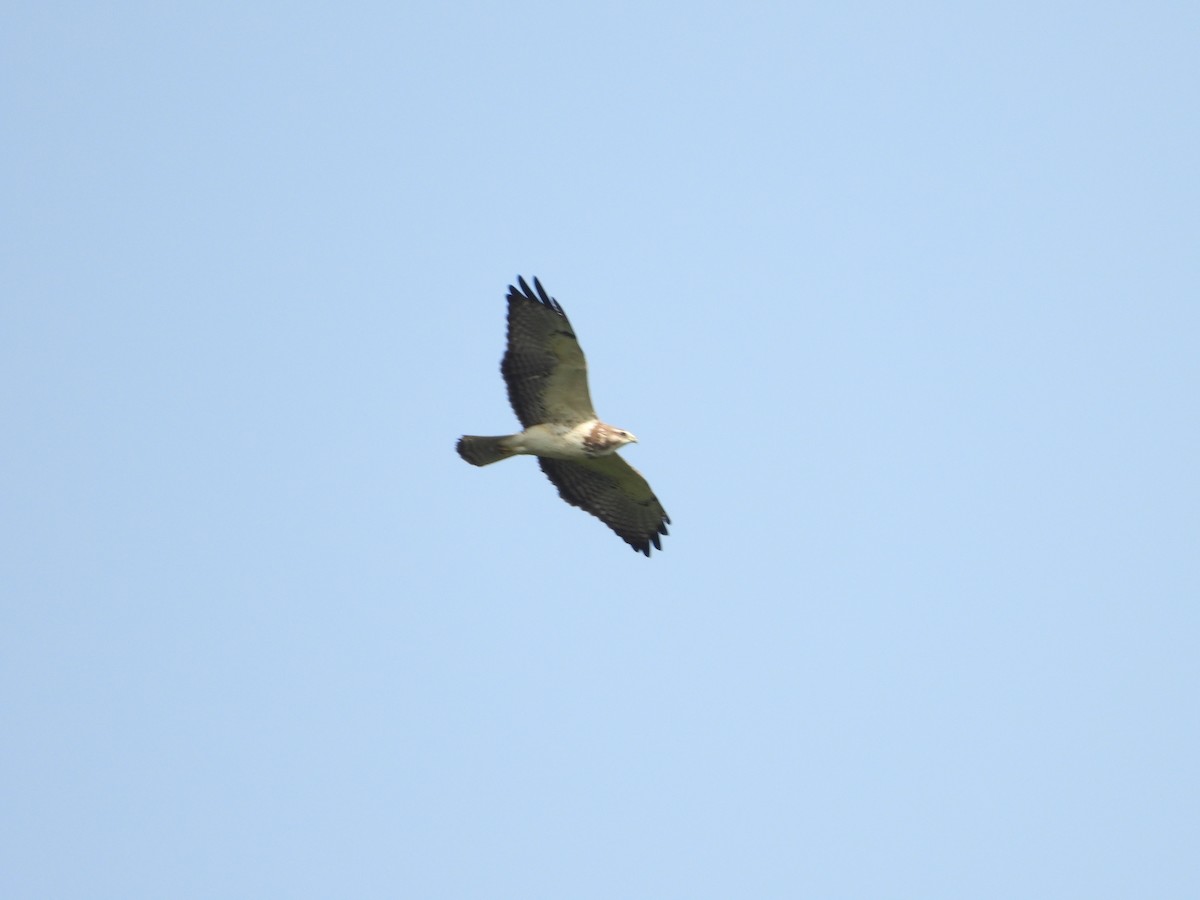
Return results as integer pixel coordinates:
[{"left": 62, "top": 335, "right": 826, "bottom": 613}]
[{"left": 3, "top": 2, "right": 1198, "bottom": 897}]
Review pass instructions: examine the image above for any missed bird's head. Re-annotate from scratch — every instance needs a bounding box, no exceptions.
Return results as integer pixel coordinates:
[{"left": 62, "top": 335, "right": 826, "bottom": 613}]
[{"left": 587, "top": 422, "right": 639, "bottom": 456}]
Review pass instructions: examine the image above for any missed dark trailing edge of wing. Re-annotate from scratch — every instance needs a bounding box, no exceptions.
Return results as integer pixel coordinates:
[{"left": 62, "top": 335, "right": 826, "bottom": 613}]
[{"left": 594, "top": 508, "right": 669, "bottom": 557}]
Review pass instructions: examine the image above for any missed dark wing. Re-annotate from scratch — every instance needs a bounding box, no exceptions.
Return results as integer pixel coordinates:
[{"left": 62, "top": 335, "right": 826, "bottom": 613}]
[
  {"left": 538, "top": 455, "right": 670, "bottom": 556},
  {"left": 501, "top": 277, "right": 596, "bottom": 428}
]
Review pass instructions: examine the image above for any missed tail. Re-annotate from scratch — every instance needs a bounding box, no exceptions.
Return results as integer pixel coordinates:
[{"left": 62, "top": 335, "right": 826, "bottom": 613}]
[{"left": 456, "top": 435, "right": 514, "bottom": 467}]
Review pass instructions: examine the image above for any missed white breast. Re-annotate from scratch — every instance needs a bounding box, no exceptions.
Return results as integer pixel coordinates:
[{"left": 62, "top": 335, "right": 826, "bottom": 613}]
[{"left": 510, "top": 421, "right": 598, "bottom": 460}]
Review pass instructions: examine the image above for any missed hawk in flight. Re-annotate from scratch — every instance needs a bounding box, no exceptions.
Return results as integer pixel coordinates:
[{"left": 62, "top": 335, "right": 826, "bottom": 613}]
[{"left": 457, "top": 277, "right": 670, "bottom": 556}]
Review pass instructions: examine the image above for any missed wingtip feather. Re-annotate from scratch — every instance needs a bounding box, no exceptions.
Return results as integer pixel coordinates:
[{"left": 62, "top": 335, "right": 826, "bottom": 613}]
[{"left": 508, "top": 275, "right": 565, "bottom": 317}]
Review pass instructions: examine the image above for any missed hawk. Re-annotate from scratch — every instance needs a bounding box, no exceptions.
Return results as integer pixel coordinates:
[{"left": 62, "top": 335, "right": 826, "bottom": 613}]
[{"left": 457, "top": 277, "right": 670, "bottom": 556}]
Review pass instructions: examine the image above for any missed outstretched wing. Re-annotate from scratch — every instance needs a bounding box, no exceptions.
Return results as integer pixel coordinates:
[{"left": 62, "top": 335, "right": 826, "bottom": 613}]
[
  {"left": 538, "top": 455, "right": 670, "bottom": 556},
  {"left": 501, "top": 277, "right": 596, "bottom": 428}
]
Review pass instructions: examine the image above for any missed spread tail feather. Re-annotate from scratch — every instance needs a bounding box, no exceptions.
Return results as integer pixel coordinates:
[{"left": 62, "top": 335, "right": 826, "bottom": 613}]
[{"left": 456, "top": 435, "right": 514, "bottom": 467}]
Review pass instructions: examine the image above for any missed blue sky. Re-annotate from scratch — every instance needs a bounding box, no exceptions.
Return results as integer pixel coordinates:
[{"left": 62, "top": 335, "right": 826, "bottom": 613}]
[{"left": 3, "top": 2, "right": 1198, "bottom": 897}]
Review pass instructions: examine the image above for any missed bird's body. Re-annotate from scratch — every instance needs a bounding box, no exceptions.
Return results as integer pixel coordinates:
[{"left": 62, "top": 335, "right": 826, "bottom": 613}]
[
  {"left": 456, "top": 277, "right": 670, "bottom": 556},
  {"left": 458, "top": 420, "right": 632, "bottom": 464}
]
